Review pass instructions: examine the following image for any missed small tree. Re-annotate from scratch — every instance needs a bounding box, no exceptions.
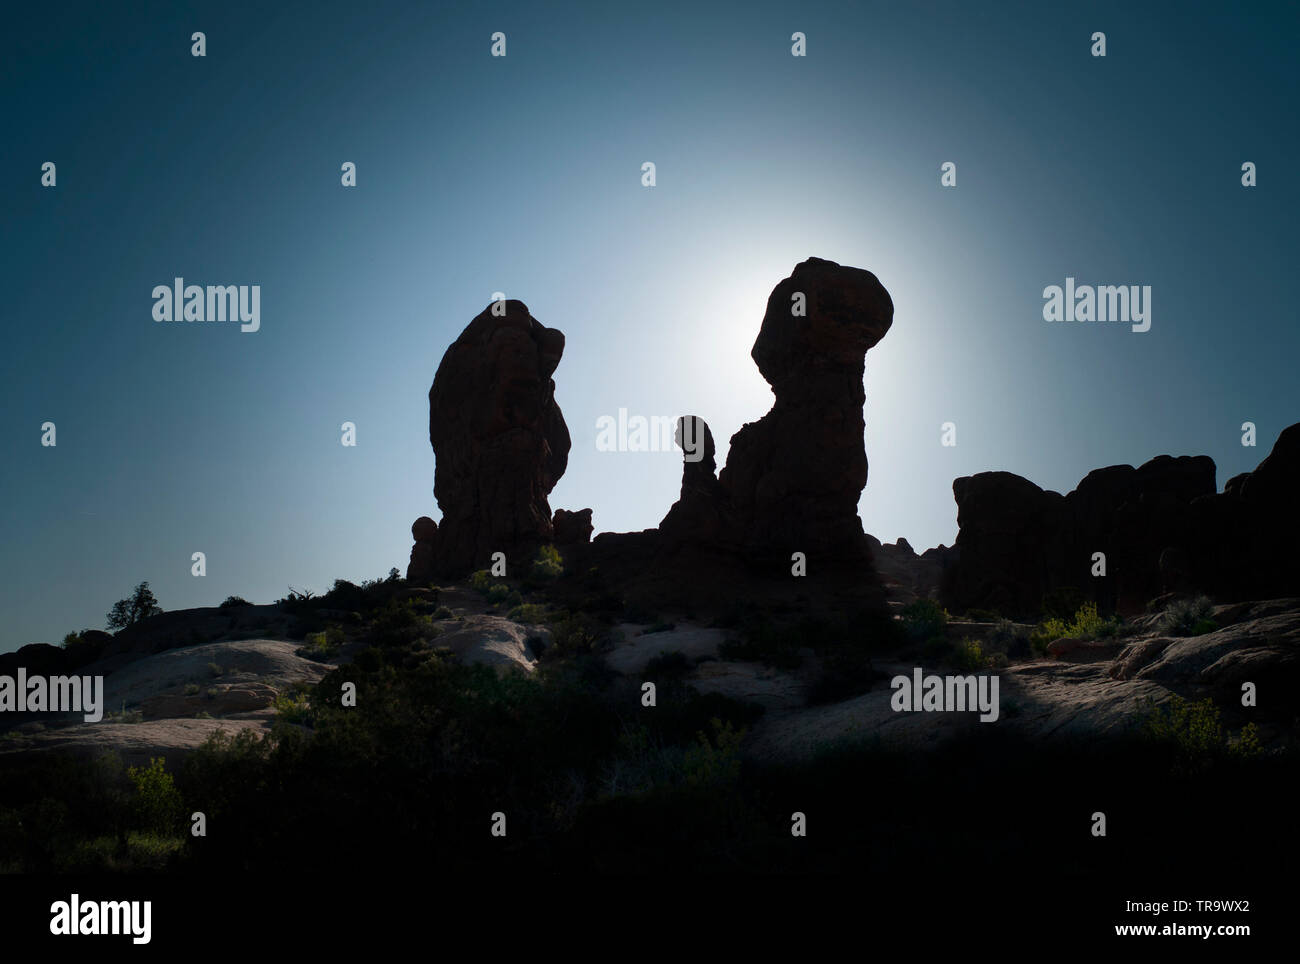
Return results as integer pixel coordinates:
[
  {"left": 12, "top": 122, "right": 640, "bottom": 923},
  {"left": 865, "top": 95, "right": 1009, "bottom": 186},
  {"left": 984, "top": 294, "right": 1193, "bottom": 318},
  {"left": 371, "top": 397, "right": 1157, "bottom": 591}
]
[{"left": 107, "top": 581, "right": 163, "bottom": 631}]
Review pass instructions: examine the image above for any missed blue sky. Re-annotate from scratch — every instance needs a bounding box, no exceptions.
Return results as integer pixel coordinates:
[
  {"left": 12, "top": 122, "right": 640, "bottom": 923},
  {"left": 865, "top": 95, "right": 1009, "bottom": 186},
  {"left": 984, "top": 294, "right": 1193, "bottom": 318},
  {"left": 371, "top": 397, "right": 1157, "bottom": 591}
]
[{"left": 2, "top": 0, "right": 1296, "bottom": 650}]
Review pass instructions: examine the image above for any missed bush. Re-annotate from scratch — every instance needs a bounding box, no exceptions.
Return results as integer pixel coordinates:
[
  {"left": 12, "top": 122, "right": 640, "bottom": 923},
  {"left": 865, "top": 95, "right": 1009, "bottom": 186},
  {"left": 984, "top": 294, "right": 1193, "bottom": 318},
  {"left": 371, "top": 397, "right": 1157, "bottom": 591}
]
[
  {"left": 469, "top": 570, "right": 500, "bottom": 594},
  {"left": 1030, "top": 602, "right": 1119, "bottom": 654},
  {"left": 207, "top": 662, "right": 224, "bottom": 677},
  {"left": 1157, "top": 596, "right": 1215, "bottom": 637},
  {"left": 302, "top": 624, "right": 345, "bottom": 659},
  {"left": 952, "top": 639, "right": 989, "bottom": 671},
  {"left": 643, "top": 651, "right": 691, "bottom": 680},
  {"left": 106, "top": 582, "right": 163, "bottom": 631},
  {"left": 486, "top": 584, "right": 511, "bottom": 605},
  {"left": 219, "top": 595, "right": 251, "bottom": 608},
  {"left": 126, "top": 758, "right": 183, "bottom": 835},
  {"left": 183, "top": 683, "right": 200, "bottom": 696},
  {"left": 1142, "top": 695, "right": 1262, "bottom": 766},
  {"left": 508, "top": 603, "right": 549, "bottom": 624},
  {"left": 900, "top": 599, "right": 948, "bottom": 641},
  {"left": 806, "top": 646, "right": 876, "bottom": 705},
  {"left": 529, "top": 545, "right": 564, "bottom": 583},
  {"left": 273, "top": 689, "right": 313, "bottom": 725},
  {"left": 370, "top": 598, "right": 438, "bottom": 648}
]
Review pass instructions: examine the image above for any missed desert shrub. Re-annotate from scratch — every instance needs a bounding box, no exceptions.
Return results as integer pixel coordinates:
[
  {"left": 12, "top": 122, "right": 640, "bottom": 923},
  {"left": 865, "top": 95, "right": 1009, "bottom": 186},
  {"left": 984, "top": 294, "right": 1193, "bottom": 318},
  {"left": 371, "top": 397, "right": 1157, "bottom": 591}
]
[
  {"left": 508, "top": 603, "right": 548, "bottom": 624},
  {"left": 302, "top": 624, "right": 345, "bottom": 659},
  {"left": 469, "top": 570, "right": 500, "bottom": 594},
  {"left": 370, "top": 598, "right": 438, "bottom": 648},
  {"left": 545, "top": 612, "right": 606, "bottom": 660},
  {"left": 529, "top": 545, "right": 564, "bottom": 583},
  {"left": 952, "top": 638, "right": 989, "bottom": 671},
  {"left": 1040, "top": 586, "right": 1086, "bottom": 621},
  {"left": 1030, "top": 602, "right": 1119, "bottom": 654},
  {"left": 986, "top": 619, "right": 1030, "bottom": 658},
  {"left": 806, "top": 645, "right": 876, "bottom": 705},
  {"left": 643, "top": 650, "right": 691, "bottom": 680},
  {"left": 1157, "top": 596, "right": 1215, "bottom": 636},
  {"left": 900, "top": 599, "right": 948, "bottom": 641},
  {"left": 219, "top": 595, "right": 251, "bottom": 608},
  {"left": 486, "top": 583, "right": 511, "bottom": 606},
  {"left": 1142, "top": 695, "right": 1262, "bottom": 766},
  {"left": 432, "top": 606, "right": 453, "bottom": 620},
  {"left": 921, "top": 635, "right": 949, "bottom": 662},
  {"left": 126, "top": 758, "right": 183, "bottom": 835},
  {"left": 183, "top": 683, "right": 200, "bottom": 696},
  {"left": 1190, "top": 618, "right": 1219, "bottom": 636},
  {"left": 682, "top": 719, "right": 745, "bottom": 789},
  {"left": 718, "top": 618, "right": 805, "bottom": 670},
  {"left": 623, "top": 600, "right": 659, "bottom": 624},
  {"left": 207, "top": 662, "right": 224, "bottom": 677},
  {"left": 273, "top": 687, "right": 314, "bottom": 725}
]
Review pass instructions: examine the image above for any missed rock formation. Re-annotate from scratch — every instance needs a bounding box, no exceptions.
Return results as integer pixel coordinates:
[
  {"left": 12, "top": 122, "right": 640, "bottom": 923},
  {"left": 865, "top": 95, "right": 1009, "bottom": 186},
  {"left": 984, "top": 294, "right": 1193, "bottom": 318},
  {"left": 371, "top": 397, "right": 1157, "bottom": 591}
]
[
  {"left": 716, "top": 257, "right": 893, "bottom": 565},
  {"left": 406, "top": 300, "right": 572, "bottom": 581},
  {"left": 939, "top": 424, "right": 1300, "bottom": 617}
]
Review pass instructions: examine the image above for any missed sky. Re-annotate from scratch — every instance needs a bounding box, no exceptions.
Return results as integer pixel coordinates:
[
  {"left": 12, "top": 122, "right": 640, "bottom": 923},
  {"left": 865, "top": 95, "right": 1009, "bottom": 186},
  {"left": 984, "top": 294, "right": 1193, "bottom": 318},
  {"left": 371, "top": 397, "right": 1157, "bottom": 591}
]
[{"left": 2, "top": 0, "right": 1296, "bottom": 651}]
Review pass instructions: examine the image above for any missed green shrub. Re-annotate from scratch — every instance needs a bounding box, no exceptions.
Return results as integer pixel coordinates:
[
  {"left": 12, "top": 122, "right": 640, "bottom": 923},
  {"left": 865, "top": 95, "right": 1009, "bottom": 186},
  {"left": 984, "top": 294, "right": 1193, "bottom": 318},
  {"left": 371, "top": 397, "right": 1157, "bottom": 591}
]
[
  {"left": 682, "top": 719, "right": 744, "bottom": 789},
  {"left": 207, "top": 662, "right": 224, "bottom": 677},
  {"left": 1142, "top": 695, "right": 1262, "bottom": 766},
  {"left": 219, "top": 595, "right": 251, "bottom": 608},
  {"left": 718, "top": 619, "right": 805, "bottom": 670},
  {"left": 508, "top": 603, "right": 549, "bottom": 624},
  {"left": 900, "top": 599, "right": 948, "bottom": 641},
  {"left": 952, "top": 638, "right": 989, "bottom": 671},
  {"left": 126, "top": 758, "right": 183, "bottom": 835},
  {"left": 486, "top": 584, "right": 511, "bottom": 605},
  {"left": 273, "top": 688, "right": 313, "bottom": 725},
  {"left": 1190, "top": 618, "right": 1219, "bottom": 636},
  {"left": 432, "top": 606, "right": 453, "bottom": 620},
  {"left": 529, "top": 545, "right": 564, "bottom": 582},
  {"left": 469, "top": 570, "right": 498, "bottom": 594},
  {"left": 302, "top": 624, "right": 345, "bottom": 659},
  {"left": 1030, "top": 602, "right": 1119, "bottom": 654},
  {"left": 371, "top": 598, "right": 438, "bottom": 648},
  {"left": 806, "top": 645, "right": 876, "bottom": 704},
  {"left": 644, "top": 651, "right": 691, "bottom": 680},
  {"left": 183, "top": 683, "right": 200, "bottom": 696},
  {"left": 1157, "top": 596, "right": 1215, "bottom": 637}
]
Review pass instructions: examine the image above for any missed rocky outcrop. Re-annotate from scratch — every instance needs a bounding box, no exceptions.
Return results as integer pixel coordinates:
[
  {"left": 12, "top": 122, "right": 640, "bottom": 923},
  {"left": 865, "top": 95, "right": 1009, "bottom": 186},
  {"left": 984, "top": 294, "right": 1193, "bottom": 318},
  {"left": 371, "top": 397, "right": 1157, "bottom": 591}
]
[
  {"left": 716, "top": 258, "right": 893, "bottom": 565},
  {"left": 940, "top": 425, "right": 1299, "bottom": 617},
  {"left": 658, "top": 416, "right": 734, "bottom": 547},
  {"left": 552, "top": 508, "right": 594, "bottom": 547},
  {"left": 407, "top": 301, "right": 572, "bottom": 580},
  {"left": 406, "top": 260, "right": 894, "bottom": 611}
]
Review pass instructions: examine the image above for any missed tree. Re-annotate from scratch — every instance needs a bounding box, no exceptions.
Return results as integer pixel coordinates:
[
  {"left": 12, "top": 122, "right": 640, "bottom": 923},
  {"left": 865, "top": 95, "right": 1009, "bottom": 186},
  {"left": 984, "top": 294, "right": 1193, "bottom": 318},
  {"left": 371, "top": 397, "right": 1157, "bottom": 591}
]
[{"left": 107, "top": 581, "right": 163, "bottom": 631}]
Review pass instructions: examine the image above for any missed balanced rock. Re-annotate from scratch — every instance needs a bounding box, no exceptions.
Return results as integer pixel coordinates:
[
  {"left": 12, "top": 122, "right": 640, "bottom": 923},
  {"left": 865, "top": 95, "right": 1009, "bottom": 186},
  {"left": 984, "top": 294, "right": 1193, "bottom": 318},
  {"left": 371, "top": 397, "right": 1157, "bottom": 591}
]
[{"left": 717, "top": 257, "right": 893, "bottom": 565}]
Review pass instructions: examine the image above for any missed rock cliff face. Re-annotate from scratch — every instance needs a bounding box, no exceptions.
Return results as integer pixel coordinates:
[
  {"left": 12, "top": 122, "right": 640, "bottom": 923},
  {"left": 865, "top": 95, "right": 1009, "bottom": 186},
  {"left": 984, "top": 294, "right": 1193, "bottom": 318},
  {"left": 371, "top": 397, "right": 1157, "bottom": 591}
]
[
  {"left": 407, "top": 300, "right": 571, "bottom": 582},
  {"left": 939, "top": 426, "right": 1300, "bottom": 616}
]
